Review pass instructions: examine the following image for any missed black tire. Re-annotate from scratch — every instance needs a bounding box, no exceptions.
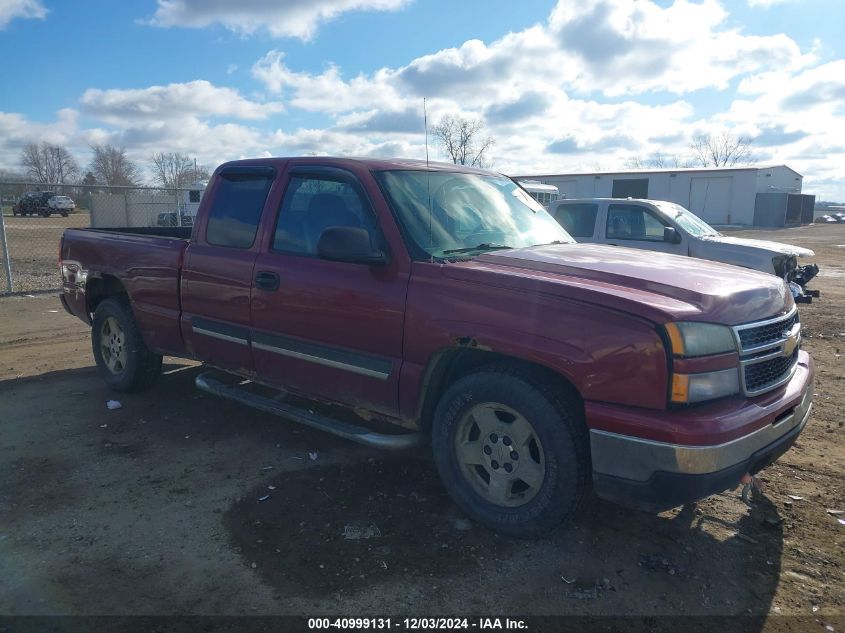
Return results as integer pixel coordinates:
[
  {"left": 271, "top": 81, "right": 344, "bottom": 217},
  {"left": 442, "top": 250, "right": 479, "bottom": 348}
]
[
  {"left": 61, "top": 212, "right": 68, "bottom": 217},
  {"left": 431, "top": 366, "right": 590, "bottom": 537},
  {"left": 92, "top": 297, "right": 162, "bottom": 392}
]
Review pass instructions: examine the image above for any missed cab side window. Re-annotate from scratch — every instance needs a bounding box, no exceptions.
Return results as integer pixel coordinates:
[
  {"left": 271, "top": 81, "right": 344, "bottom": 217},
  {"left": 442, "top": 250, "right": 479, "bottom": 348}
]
[
  {"left": 554, "top": 203, "right": 598, "bottom": 238},
  {"left": 205, "top": 170, "right": 274, "bottom": 248},
  {"left": 606, "top": 204, "right": 666, "bottom": 241},
  {"left": 273, "top": 176, "right": 379, "bottom": 255}
]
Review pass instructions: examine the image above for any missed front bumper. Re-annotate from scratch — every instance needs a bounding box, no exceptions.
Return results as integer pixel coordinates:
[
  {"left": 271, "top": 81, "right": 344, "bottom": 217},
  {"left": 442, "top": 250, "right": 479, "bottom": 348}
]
[{"left": 590, "top": 353, "right": 814, "bottom": 512}]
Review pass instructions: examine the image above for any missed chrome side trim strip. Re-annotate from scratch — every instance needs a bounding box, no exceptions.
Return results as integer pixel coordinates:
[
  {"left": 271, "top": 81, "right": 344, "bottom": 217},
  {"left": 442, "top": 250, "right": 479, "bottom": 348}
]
[
  {"left": 192, "top": 327, "right": 249, "bottom": 346},
  {"left": 251, "top": 341, "right": 390, "bottom": 380}
]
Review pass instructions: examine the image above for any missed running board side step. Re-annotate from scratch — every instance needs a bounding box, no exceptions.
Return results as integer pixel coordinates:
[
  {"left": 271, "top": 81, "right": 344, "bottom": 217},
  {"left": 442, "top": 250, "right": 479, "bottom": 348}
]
[{"left": 195, "top": 372, "right": 423, "bottom": 451}]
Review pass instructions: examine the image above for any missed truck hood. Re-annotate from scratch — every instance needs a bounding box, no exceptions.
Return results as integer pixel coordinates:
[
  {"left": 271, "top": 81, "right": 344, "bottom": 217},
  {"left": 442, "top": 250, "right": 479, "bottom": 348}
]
[
  {"left": 700, "top": 234, "right": 814, "bottom": 258},
  {"left": 462, "top": 243, "right": 790, "bottom": 325}
]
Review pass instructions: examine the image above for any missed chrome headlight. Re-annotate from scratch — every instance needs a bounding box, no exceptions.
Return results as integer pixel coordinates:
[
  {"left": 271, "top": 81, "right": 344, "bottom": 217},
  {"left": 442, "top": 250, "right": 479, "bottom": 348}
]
[{"left": 664, "top": 322, "right": 736, "bottom": 357}]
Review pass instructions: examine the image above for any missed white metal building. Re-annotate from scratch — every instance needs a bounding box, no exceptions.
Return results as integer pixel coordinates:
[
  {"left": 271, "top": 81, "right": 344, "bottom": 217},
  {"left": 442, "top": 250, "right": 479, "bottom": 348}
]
[{"left": 514, "top": 165, "right": 809, "bottom": 226}]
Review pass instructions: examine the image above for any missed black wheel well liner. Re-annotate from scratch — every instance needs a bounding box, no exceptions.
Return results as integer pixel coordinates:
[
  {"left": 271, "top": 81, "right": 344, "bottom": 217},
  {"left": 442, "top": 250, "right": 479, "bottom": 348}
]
[
  {"left": 86, "top": 274, "right": 128, "bottom": 315},
  {"left": 416, "top": 347, "right": 583, "bottom": 435}
]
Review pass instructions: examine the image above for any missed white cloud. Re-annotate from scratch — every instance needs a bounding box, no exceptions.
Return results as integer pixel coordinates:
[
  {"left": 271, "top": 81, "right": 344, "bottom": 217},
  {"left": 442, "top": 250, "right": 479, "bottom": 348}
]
[
  {"left": 147, "top": 0, "right": 410, "bottom": 40},
  {"left": 80, "top": 80, "right": 283, "bottom": 122},
  {"left": 0, "top": 0, "right": 46, "bottom": 28},
  {"left": 550, "top": 0, "right": 811, "bottom": 95},
  {"left": 2, "top": 0, "right": 845, "bottom": 200},
  {"left": 251, "top": 0, "right": 812, "bottom": 108},
  {"left": 747, "top": 0, "right": 793, "bottom": 7},
  {"left": 715, "top": 60, "right": 845, "bottom": 199}
]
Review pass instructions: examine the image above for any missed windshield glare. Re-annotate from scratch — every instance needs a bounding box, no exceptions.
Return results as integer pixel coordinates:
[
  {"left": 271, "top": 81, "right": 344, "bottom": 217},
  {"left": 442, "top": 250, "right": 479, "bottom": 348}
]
[
  {"left": 654, "top": 201, "right": 721, "bottom": 238},
  {"left": 376, "top": 170, "right": 573, "bottom": 258}
]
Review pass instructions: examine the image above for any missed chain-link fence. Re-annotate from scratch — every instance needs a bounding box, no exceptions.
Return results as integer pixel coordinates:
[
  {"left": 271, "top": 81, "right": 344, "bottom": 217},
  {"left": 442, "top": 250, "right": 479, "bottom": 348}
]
[{"left": 0, "top": 181, "right": 205, "bottom": 293}]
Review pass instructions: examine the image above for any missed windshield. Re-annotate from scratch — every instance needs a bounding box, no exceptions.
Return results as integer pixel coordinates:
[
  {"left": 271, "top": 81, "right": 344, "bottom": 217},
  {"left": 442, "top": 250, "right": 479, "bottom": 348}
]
[
  {"left": 375, "top": 170, "right": 573, "bottom": 259},
  {"left": 653, "top": 201, "right": 722, "bottom": 238}
]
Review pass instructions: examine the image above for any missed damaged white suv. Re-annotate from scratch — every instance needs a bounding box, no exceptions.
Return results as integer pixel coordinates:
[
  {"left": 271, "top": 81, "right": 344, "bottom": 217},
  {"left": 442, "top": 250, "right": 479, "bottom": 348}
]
[{"left": 550, "top": 198, "right": 819, "bottom": 302}]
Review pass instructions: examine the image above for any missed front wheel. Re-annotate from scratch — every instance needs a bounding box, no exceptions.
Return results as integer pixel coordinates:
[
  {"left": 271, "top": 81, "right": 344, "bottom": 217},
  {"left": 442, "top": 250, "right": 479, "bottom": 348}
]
[
  {"left": 92, "top": 297, "right": 162, "bottom": 392},
  {"left": 431, "top": 367, "right": 590, "bottom": 537}
]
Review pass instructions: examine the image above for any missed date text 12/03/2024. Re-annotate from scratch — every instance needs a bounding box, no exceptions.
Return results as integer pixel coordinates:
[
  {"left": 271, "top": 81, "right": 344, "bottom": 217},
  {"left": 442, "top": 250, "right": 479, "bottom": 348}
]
[{"left": 307, "top": 618, "right": 528, "bottom": 630}]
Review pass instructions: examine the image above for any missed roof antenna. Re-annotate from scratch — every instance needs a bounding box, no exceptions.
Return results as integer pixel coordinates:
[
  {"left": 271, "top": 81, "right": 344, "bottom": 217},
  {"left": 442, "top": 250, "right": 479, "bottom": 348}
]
[{"left": 424, "top": 97, "right": 434, "bottom": 262}]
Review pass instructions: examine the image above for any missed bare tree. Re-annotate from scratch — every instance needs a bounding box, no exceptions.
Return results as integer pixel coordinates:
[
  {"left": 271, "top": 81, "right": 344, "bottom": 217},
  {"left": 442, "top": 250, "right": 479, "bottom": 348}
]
[
  {"left": 150, "top": 152, "right": 207, "bottom": 188},
  {"left": 193, "top": 163, "right": 212, "bottom": 181},
  {"left": 88, "top": 144, "right": 142, "bottom": 186},
  {"left": 626, "top": 150, "right": 693, "bottom": 170},
  {"left": 81, "top": 171, "right": 98, "bottom": 187},
  {"left": 689, "top": 133, "right": 754, "bottom": 168},
  {"left": 432, "top": 114, "right": 494, "bottom": 167},
  {"left": 20, "top": 142, "right": 80, "bottom": 184}
]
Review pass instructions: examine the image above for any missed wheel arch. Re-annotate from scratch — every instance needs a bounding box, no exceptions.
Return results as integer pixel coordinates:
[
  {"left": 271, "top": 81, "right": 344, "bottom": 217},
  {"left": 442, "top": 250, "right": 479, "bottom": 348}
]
[
  {"left": 86, "top": 273, "right": 129, "bottom": 316},
  {"left": 416, "top": 346, "right": 584, "bottom": 436}
]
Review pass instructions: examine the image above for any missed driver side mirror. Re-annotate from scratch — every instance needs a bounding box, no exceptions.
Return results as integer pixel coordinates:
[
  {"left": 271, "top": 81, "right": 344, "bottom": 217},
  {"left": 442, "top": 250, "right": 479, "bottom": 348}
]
[
  {"left": 663, "top": 226, "right": 681, "bottom": 244},
  {"left": 317, "top": 226, "right": 388, "bottom": 265}
]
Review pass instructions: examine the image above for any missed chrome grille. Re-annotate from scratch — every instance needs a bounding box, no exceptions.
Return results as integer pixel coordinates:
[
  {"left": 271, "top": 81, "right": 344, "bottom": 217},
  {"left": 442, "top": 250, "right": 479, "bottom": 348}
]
[
  {"left": 744, "top": 349, "right": 799, "bottom": 393},
  {"left": 738, "top": 312, "right": 798, "bottom": 350},
  {"left": 733, "top": 308, "right": 801, "bottom": 396}
]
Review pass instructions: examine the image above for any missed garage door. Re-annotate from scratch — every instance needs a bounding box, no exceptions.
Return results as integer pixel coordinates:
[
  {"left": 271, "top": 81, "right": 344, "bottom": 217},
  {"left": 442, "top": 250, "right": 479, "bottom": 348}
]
[
  {"left": 689, "top": 177, "right": 732, "bottom": 224},
  {"left": 554, "top": 179, "right": 579, "bottom": 199}
]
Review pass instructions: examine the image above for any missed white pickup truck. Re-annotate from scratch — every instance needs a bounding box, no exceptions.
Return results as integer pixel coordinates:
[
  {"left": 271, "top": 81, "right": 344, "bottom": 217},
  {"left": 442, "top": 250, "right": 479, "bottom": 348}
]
[{"left": 549, "top": 197, "right": 819, "bottom": 302}]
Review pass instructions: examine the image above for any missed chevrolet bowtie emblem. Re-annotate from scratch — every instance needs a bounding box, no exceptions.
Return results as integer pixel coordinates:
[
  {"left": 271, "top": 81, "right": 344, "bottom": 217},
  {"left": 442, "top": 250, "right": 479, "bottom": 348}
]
[{"left": 783, "top": 331, "right": 799, "bottom": 356}]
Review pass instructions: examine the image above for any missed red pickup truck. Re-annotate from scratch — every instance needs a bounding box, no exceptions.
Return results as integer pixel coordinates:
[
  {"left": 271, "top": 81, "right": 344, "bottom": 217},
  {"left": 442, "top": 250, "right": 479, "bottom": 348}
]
[{"left": 59, "top": 157, "right": 814, "bottom": 536}]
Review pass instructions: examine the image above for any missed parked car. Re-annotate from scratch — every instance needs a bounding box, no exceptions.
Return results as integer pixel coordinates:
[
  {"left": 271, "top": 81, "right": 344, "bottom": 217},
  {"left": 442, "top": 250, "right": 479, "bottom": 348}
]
[
  {"left": 814, "top": 215, "right": 839, "bottom": 224},
  {"left": 48, "top": 195, "right": 75, "bottom": 215},
  {"left": 156, "top": 211, "right": 194, "bottom": 227},
  {"left": 14, "top": 192, "right": 45, "bottom": 216},
  {"left": 59, "top": 158, "right": 814, "bottom": 536},
  {"left": 13, "top": 190, "right": 61, "bottom": 217},
  {"left": 550, "top": 197, "right": 820, "bottom": 302}
]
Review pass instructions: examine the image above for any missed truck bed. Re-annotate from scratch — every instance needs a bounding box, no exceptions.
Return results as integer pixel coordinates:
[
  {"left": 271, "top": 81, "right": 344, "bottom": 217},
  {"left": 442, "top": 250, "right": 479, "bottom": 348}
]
[
  {"left": 60, "top": 227, "right": 190, "bottom": 356},
  {"left": 76, "top": 226, "right": 193, "bottom": 240}
]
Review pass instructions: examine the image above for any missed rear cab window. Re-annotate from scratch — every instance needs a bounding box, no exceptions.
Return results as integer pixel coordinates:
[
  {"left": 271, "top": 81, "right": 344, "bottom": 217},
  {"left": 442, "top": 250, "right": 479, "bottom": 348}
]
[{"left": 205, "top": 167, "right": 275, "bottom": 248}]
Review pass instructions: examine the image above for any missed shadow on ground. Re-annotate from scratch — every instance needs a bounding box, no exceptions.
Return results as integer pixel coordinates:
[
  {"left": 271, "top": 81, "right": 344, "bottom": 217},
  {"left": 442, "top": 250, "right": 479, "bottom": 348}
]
[
  {"left": 225, "top": 455, "right": 786, "bottom": 615},
  {"left": 0, "top": 362, "right": 790, "bottom": 617}
]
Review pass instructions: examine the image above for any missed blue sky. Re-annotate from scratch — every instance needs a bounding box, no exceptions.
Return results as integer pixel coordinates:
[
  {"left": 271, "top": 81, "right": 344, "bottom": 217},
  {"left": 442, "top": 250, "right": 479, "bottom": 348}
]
[{"left": 1, "top": 0, "right": 844, "bottom": 199}]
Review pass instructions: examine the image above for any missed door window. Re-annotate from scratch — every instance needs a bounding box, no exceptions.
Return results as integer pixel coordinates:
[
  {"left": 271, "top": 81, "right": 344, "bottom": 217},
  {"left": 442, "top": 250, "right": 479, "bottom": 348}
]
[
  {"left": 273, "top": 176, "right": 378, "bottom": 255},
  {"left": 606, "top": 204, "right": 666, "bottom": 241},
  {"left": 554, "top": 203, "right": 598, "bottom": 238}
]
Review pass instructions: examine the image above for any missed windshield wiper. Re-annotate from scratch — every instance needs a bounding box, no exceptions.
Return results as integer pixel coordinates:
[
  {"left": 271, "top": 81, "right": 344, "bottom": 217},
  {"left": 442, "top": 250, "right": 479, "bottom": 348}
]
[{"left": 442, "top": 243, "right": 513, "bottom": 255}]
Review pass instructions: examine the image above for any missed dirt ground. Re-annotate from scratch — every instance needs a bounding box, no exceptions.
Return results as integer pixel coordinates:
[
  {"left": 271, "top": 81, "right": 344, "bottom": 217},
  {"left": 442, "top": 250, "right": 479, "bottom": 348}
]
[{"left": 0, "top": 225, "right": 843, "bottom": 622}]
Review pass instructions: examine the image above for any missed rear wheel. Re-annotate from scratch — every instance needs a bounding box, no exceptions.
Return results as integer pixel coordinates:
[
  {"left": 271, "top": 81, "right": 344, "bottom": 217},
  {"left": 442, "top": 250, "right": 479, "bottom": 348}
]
[
  {"left": 92, "top": 297, "right": 162, "bottom": 392},
  {"left": 431, "top": 366, "right": 589, "bottom": 537}
]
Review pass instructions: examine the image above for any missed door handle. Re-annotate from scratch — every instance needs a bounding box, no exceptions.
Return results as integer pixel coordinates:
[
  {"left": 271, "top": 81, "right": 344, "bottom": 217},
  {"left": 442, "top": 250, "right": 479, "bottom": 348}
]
[{"left": 254, "top": 271, "right": 280, "bottom": 291}]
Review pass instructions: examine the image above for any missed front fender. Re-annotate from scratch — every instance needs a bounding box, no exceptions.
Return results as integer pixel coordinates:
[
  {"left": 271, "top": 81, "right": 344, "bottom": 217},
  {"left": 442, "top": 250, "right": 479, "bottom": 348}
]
[{"left": 401, "top": 308, "right": 670, "bottom": 425}]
